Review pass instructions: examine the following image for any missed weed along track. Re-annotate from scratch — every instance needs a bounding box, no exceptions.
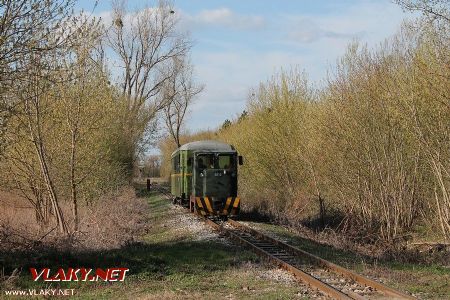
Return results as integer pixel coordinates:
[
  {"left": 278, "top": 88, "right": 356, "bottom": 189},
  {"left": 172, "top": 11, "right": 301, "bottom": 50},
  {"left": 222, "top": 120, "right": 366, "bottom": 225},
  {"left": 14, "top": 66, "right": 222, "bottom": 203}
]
[
  {"left": 218, "top": 219, "right": 415, "bottom": 300},
  {"left": 155, "top": 186, "right": 415, "bottom": 300}
]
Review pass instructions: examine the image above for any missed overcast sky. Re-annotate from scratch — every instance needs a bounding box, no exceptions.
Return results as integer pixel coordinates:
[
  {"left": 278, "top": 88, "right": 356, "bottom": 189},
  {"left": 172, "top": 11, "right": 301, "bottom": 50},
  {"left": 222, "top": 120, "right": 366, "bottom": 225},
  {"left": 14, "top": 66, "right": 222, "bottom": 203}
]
[{"left": 76, "top": 0, "right": 414, "bottom": 132}]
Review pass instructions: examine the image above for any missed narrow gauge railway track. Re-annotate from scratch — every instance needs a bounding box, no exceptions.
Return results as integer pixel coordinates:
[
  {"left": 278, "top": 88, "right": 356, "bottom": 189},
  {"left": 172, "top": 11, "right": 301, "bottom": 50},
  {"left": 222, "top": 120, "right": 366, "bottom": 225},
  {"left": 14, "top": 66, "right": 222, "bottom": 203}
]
[
  {"left": 154, "top": 187, "right": 414, "bottom": 300},
  {"left": 206, "top": 218, "right": 414, "bottom": 300}
]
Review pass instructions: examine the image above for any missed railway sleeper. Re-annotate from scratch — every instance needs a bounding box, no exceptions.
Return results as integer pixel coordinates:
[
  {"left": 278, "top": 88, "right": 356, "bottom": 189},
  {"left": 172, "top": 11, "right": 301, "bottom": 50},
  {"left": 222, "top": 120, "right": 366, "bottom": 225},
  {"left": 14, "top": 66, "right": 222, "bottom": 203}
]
[{"left": 164, "top": 191, "right": 416, "bottom": 300}]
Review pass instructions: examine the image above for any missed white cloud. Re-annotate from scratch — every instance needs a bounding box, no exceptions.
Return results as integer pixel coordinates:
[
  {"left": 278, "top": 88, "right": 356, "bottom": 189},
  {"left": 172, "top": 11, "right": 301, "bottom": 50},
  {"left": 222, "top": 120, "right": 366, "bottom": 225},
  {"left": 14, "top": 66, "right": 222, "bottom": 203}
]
[
  {"left": 96, "top": 6, "right": 266, "bottom": 33},
  {"left": 90, "top": 1, "right": 414, "bottom": 132},
  {"left": 186, "top": 1, "right": 413, "bottom": 131},
  {"left": 287, "top": 18, "right": 362, "bottom": 43},
  {"left": 181, "top": 8, "right": 266, "bottom": 31},
  {"left": 187, "top": 50, "right": 308, "bottom": 131},
  {"left": 284, "top": 1, "right": 410, "bottom": 46}
]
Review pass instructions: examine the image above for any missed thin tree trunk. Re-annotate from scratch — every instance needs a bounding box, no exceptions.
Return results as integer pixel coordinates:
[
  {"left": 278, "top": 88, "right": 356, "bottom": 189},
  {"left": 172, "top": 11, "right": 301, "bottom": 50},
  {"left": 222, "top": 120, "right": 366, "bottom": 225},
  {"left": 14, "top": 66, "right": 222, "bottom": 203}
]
[
  {"left": 34, "top": 138, "right": 68, "bottom": 234},
  {"left": 25, "top": 91, "right": 68, "bottom": 235},
  {"left": 70, "top": 130, "right": 78, "bottom": 232}
]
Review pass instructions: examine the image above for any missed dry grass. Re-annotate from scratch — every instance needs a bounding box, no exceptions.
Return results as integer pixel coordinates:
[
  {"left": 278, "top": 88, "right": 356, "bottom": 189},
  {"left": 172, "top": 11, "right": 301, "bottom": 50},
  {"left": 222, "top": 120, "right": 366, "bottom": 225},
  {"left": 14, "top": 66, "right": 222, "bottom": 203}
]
[
  {"left": 0, "top": 191, "right": 40, "bottom": 233},
  {"left": 0, "top": 187, "right": 150, "bottom": 253},
  {"left": 0, "top": 191, "right": 43, "bottom": 251},
  {"left": 75, "top": 187, "right": 150, "bottom": 250},
  {"left": 278, "top": 222, "right": 450, "bottom": 266}
]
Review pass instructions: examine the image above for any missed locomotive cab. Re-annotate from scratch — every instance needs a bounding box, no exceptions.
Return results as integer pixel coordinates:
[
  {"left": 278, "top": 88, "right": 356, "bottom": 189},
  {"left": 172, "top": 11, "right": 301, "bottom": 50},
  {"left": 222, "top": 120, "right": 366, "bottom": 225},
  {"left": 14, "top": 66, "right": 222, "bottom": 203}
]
[
  {"left": 170, "top": 140, "right": 242, "bottom": 217},
  {"left": 195, "top": 153, "right": 238, "bottom": 211}
]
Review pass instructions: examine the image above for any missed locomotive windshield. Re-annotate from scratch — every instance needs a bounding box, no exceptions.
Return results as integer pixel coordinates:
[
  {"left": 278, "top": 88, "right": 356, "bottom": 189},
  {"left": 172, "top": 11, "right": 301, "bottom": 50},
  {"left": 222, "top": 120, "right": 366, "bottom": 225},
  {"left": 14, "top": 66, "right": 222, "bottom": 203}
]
[
  {"left": 217, "top": 154, "right": 234, "bottom": 169},
  {"left": 197, "top": 153, "right": 235, "bottom": 170},
  {"left": 197, "top": 154, "right": 214, "bottom": 169},
  {"left": 170, "top": 140, "right": 240, "bottom": 216}
]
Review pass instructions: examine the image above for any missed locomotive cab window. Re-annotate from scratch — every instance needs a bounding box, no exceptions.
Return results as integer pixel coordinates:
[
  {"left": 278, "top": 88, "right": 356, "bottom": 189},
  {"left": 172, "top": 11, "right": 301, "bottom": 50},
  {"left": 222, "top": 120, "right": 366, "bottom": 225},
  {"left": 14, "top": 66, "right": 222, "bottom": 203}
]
[
  {"left": 197, "top": 154, "right": 214, "bottom": 170},
  {"left": 172, "top": 154, "right": 180, "bottom": 172},
  {"left": 170, "top": 140, "right": 240, "bottom": 217},
  {"left": 218, "top": 154, "right": 235, "bottom": 170},
  {"left": 196, "top": 153, "right": 235, "bottom": 170}
]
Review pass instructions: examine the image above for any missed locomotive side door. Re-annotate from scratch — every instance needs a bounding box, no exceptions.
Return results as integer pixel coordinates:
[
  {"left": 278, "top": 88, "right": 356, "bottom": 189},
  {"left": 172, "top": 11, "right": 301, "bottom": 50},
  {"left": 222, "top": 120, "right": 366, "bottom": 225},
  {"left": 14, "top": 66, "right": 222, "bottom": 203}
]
[
  {"left": 193, "top": 153, "right": 199, "bottom": 197},
  {"left": 180, "top": 151, "right": 185, "bottom": 199},
  {"left": 193, "top": 152, "right": 208, "bottom": 197},
  {"left": 186, "top": 151, "right": 193, "bottom": 197}
]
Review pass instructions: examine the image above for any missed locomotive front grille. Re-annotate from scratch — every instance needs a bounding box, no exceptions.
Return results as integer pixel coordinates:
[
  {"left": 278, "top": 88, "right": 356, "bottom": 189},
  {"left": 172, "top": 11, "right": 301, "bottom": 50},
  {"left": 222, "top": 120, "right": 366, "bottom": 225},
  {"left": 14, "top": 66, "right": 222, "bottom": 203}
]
[
  {"left": 211, "top": 197, "right": 225, "bottom": 210},
  {"left": 195, "top": 196, "right": 240, "bottom": 216}
]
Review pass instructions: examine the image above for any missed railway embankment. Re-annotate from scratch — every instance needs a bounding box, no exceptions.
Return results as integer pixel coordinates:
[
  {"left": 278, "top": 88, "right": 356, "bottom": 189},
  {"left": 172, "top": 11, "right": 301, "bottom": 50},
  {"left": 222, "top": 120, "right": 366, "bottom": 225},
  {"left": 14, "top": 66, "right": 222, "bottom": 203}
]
[
  {"left": 148, "top": 185, "right": 450, "bottom": 299},
  {"left": 123, "top": 190, "right": 326, "bottom": 299},
  {"left": 236, "top": 220, "right": 450, "bottom": 299},
  {"left": 151, "top": 184, "right": 449, "bottom": 299},
  {"left": 2, "top": 186, "right": 448, "bottom": 299}
]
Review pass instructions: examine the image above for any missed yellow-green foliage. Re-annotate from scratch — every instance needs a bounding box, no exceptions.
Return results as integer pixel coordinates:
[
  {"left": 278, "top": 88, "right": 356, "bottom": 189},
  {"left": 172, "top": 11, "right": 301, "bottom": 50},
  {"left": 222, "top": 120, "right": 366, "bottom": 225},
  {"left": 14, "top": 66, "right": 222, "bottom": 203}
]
[
  {"left": 0, "top": 9, "right": 145, "bottom": 232},
  {"left": 0, "top": 66, "right": 131, "bottom": 227},
  {"left": 158, "top": 22, "right": 449, "bottom": 241},
  {"left": 51, "top": 75, "right": 129, "bottom": 201},
  {"left": 218, "top": 24, "right": 449, "bottom": 241},
  {"left": 219, "top": 70, "right": 323, "bottom": 221}
]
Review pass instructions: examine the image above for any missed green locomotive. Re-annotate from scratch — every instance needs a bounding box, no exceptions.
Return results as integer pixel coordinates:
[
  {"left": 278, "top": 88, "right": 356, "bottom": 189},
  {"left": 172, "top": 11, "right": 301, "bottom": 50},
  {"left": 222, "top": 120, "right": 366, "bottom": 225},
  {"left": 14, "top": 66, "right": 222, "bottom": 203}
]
[{"left": 170, "top": 140, "right": 243, "bottom": 217}]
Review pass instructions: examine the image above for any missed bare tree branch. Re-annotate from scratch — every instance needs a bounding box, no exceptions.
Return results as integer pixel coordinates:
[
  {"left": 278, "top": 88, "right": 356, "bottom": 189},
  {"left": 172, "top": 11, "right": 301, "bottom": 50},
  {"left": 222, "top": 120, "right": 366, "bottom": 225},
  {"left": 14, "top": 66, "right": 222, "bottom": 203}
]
[{"left": 162, "top": 56, "right": 203, "bottom": 147}]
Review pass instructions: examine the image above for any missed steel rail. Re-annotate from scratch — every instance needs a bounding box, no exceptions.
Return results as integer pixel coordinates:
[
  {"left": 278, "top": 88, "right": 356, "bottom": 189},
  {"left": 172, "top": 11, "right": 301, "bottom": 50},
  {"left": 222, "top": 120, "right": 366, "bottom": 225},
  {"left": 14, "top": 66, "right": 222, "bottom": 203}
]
[
  {"left": 156, "top": 188, "right": 414, "bottom": 300},
  {"left": 203, "top": 218, "right": 354, "bottom": 300},
  {"left": 227, "top": 219, "right": 415, "bottom": 300}
]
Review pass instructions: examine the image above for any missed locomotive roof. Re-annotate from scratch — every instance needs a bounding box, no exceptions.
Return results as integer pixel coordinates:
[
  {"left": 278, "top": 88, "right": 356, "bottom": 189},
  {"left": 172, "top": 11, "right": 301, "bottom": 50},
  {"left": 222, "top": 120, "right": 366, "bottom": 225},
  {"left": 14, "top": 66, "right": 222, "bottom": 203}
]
[{"left": 172, "top": 140, "right": 235, "bottom": 155}]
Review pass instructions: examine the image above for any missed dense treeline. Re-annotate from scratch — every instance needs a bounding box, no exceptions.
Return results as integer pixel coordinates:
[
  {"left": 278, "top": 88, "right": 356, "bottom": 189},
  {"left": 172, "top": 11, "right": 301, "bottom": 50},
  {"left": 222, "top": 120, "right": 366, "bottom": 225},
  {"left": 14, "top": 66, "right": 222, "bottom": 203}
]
[
  {"left": 161, "top": 20, "right": 449, "bottom": 242},
  {"left": 226, "top": 22, "right": 449, "bottom": 241},
  {"left": 0, "top": 0, "right": 198, "bottom": 235}
]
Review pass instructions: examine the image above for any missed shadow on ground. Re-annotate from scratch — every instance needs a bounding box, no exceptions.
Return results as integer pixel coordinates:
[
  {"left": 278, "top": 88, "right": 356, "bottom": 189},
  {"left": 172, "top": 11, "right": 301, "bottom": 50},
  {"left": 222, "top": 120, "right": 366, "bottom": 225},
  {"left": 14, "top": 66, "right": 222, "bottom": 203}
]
[
  {"left": 0, "top": 237, "right": 257, "bottom": 291},
  {"left": 0, "top": 187, "right": 258, "bottom": 291},
  {"left": 234, "top": 209, "right": 272, "bottom": 223}
]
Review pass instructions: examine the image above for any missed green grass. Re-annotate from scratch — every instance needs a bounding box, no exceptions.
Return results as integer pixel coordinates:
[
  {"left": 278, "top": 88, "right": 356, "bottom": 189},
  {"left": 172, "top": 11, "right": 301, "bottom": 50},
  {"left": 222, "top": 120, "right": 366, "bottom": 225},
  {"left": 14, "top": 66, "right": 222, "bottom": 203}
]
[
  {"left": 1, "top": 191, "right": 309, "bottom": 299},
  {"left": 2, "top": 190, "right": 449, "bottom": 299}
]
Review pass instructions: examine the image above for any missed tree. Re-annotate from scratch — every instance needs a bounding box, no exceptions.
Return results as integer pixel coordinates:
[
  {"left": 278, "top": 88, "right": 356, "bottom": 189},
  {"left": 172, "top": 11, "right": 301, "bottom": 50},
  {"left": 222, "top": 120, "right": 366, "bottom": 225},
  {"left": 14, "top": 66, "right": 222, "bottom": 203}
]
[
  {"left": 142, "top": 155, "right": 161, "bottom": 177},
  {"left": 238, "top": 110, "right": 248, "bottom": 123},
  {"left": 0, "top": 0, "right": 84, "bottom": 235},
  {"left": 20, "top": 56, "right": 69, "bottom": 234},
  {"left": 397, "top": 26, "right": 450, "bottom": 239},
  {"left": 0, "top": 1, "right": 108, "bottom": 235},
  {"left": 0, "top": 0, "right": 76, "bottom": 154},
  {"left": 55, "top": 17, "right": 105, "bottom": 232},
  {"left": 162, "top": 57, "right": 203, "bottom": 147},
  {"left": 221, "top": 119, "right": 232, "bottom": 130},
  {"left": 107, "top": 0, "right": 191, "bottom": 163},
  {"left": 395, "top": 0, "right": 450, "bottom": 23}
]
